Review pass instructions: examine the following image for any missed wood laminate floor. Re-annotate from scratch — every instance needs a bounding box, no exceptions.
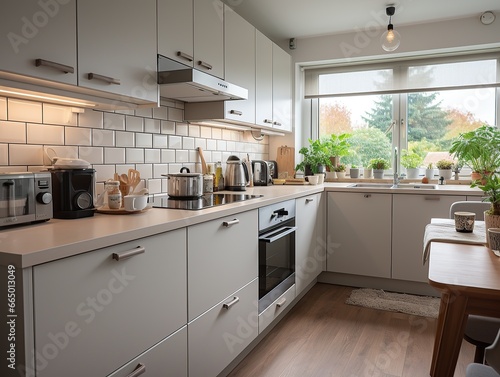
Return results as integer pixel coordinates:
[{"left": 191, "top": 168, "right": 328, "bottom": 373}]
[{"left": 228, "top": 283, "right": 474, "bottom": 377}]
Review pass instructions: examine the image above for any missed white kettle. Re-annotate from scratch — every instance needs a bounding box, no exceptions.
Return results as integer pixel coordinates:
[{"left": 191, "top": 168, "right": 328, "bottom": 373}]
[{"left": 225, "top": 155, "right": 249, "bottom": 191}]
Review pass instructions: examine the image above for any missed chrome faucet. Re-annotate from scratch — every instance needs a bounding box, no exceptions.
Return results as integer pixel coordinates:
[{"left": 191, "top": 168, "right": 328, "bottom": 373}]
[{"left": 393, "top": 147, "right": 401, "bottom": 185}]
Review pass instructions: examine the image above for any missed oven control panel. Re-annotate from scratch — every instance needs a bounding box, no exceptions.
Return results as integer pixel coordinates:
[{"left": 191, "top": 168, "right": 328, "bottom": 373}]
[{"left": 258, "top": 199, "right": 296, "bottom": 231}]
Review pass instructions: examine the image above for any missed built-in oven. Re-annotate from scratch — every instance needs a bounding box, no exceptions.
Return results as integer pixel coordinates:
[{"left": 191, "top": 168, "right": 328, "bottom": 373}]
[{"left": 258, "top": 199, "right": 296, "bottom": 314}]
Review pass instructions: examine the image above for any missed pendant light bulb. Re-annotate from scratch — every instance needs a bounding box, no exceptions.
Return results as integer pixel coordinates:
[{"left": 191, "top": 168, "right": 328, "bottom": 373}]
[{"left": 381, "top": 6, "right": 401, "bottom": 52}]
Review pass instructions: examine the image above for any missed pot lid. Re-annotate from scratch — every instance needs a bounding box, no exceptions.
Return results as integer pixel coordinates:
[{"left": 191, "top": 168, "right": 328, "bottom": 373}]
[{"left": 53, "top": 157, "right": 91, "bottom": 169}]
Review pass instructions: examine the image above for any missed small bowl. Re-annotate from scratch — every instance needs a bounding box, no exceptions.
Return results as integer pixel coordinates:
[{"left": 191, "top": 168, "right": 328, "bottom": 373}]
[{"left": 306, "top": 175, "right": 319, "bottom": 185}]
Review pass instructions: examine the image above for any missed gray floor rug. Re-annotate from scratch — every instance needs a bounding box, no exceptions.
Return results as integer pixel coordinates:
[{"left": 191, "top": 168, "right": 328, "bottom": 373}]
[{"left": 346, "top": 288, "right": 440, "bottom": 318}]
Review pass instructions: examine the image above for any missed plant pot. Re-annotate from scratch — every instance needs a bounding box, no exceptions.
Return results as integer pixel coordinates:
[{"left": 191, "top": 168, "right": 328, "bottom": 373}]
[
  {"left": 325, "top": 171, "right": 336, "bottom": 180},
  {"left": 314, "top": 173, "right": 325, "bottom": 184},
  {"left": 373, "top": 169, "right": 385, "bottom": 179},
  {"left": 485, "top": 212, "right": 500, "bottom": 247},
  {"left": 336, "top": 171, "right": 346, "bottom": 179},
  {"left": 438, "top": 169, "right": 453, "bottom": 180},
  {"left": 406, "top": 168, "right": 420, "bottom": 179},
  {"left": 350, "top": 168, "right": 360, "bottom": 178},
  {"left": 327, "top": 156, "right": 340, "bottom": 171},
  {"left": 425, "top": 169, "right": 435, "bottom": 180},
  {"left": 305, "top": 164, "right": 326, "bottom": 176},
  {"left": 363, "top": 168, "right": 373, "bottom": 179}
]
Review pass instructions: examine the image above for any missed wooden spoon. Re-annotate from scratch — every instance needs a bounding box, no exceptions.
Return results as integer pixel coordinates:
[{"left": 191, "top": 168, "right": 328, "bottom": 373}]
[
  {"left": 120, "top": 174, "right": 129, "bottom": 185},
  {"left": 128, "top": 169, "right": 141, "bottom": 193},
  {"left": 197, "top": 147, "right": 207, "bottom": 174}
]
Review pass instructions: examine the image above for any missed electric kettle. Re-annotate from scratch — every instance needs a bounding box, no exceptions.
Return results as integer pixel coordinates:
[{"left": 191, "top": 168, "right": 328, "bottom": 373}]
[{"left": 225, "top": 155, "right": 249, "bottom": 191}]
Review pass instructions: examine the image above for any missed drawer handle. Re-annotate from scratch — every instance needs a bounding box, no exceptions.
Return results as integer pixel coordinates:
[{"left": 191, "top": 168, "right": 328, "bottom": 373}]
[
  {"left": 35, "top": 58, "right": 74, "bottom": 74},
  {"left": 229, "top": 110, "right": 243, "bottom": 116},
  {"left": 197, "top": 60, "right": 213, "bottom": 70},
  {"left": 223, "top": 296, "right": 240, "bottom": 309},
  {"left": 364, "top": 194, "right": 371, "bottom": 198},
  {"left": 222, "top": 219, "right": 239, "bottom": 227},
  {"left": 264, "top": 119, "right": 273, "bottom": 124},
  {"left": 273, "top": 121, "right": 282, "bottom": 127},
  {"left": 276, "top": 297, "right": 287, "bottom": 308},
  {"left": 424, "top": 196, "right": 440, "bottom": 201},
  {"left": 306, "top": 198, "right": 314, "bottom": 203},
  {"left": 126, "top": 363, "right": 146, "bottom": 377},
  {"left": 112, "top": 246, "right": 145, "bottom": 261},
  {"left": 176, "top": 51, "right": 194, "bottom": 62},
  {"left": 87, "top": 72, "right": 121, "bottom": 85}
]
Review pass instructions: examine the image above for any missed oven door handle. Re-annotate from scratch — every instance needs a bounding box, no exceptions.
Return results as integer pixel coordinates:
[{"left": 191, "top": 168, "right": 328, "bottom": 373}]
[{"left": 259, "top": 226, "right": 296, "bottom": 243}]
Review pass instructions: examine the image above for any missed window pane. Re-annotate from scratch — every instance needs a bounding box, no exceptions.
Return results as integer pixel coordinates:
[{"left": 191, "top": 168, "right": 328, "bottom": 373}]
[{"left": 318, "top": 69, "right": 393, "bottom": 96}]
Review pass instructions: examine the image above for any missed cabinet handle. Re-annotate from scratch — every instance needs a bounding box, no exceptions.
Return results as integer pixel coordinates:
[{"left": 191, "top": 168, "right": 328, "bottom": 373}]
[
  {"left": 87, "top": 73, "right": 121, "bottom": 85},
  {"left": 222, "top": 219, "right": 240, "bottom": 227},
  {"left": 197, "top": 60, "right": 213, "bottom": 70},
  {"left": 35, "top": 59, "right": 74, "bottom": 74},
  {"left": 424, "top": 196, "right": 440, "bottom": 201},
  {"left": 112, "top": 246, "right": 145, "bottom": 261},
  {"left": 126, "top": 363, "right": 146, "bottom": 377},
  {"left": 176, "top": 51, "right": 194, "bottom": 62},
  {"left": 273, "top": 121, "right": 282, "bottom": 127},
  {"left": 264, "top": 119, "right": 273, "bottom": 124},
  {"left": 276, "top": 297, "right": 287, "bottom": 308},
  {"left": 223, "top": 296, "right": 240, "bottom": 309},
  {"left": 305, "top": 198, "right": 314, "bottom": 203},
  {"left": 229, "top": 110, "right": 243, "bottom": 116},
  {"left": 364, "top": 194, "right": 371, "bottom": 198}
]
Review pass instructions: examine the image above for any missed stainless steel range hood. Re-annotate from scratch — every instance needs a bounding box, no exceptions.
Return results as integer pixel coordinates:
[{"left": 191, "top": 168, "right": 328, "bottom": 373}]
[{"left": 157, "top": 55, "right": 247, "bottom": 102}]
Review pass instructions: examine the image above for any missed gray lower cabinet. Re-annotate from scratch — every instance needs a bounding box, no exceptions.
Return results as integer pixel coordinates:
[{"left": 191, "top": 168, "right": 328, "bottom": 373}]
[
  {"left": 258, "top": 284, "right": 295, "bottom": 333},
  {"left": 188, "top": 279, "right": 258, "bottom": 377},
  {"left": 32, "top": 228, "right": 187, "bottom": 377},
  {"left": 392, "top": 194, "right": 466, "bottom": 282}
]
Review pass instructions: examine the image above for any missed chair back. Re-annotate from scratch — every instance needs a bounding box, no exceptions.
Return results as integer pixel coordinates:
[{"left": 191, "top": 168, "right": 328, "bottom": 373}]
[
  {"left": 449, "top": 201, "right": 490, "bottom": 221},
  {"left": 486, "top": 330, "right": 500, "bottom": 373}
]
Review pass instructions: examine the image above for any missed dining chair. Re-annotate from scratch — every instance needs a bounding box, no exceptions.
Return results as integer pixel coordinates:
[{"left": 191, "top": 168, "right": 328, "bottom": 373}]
[
  {"left": 449, "top": 201, "right": 500, "bottom": 363},
  {"left": 466, "top": 330, "right": 500, "bottom": 377}
]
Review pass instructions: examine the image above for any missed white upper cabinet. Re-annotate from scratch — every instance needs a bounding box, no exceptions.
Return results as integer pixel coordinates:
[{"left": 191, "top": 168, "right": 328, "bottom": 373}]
[
  {"left": 157, "top": 0, "right": 194, "bottom": 67},
  {"left": 0, "top": 0, "right": 77, "bottom": 85},
  {"left": 272, "top": 44, "right": 292, "bottom": 132},
  {"left": 194, "top": 0, "right": 224, "bottom": 79},
  {"left": 224, "top": 7, "right": 256, "bottom": 124},
  {"left": 255, "top": 31, "right": 274, "bottom": 128},
  {"left": 77, "top": 0, "right": 157, "bottom": 102}
]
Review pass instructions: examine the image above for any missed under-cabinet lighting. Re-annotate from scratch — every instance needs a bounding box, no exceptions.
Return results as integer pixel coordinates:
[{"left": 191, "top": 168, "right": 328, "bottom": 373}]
[
  {"left": 0, "top": 88, "right": 96, "bottom": 107},
  {"left": 189, "top": 121, "right": 252, "bottom": 131}
]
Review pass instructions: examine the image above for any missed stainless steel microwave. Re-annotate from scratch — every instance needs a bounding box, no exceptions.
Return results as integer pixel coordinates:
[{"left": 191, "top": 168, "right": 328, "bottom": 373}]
[{"left": 0, "top": 172, "right": 53, "bottom": 228}]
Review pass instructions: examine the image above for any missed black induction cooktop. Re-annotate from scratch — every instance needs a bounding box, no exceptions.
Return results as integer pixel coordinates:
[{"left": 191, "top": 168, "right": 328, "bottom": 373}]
[{"left": 152, "top": 193, "right": 263, "bottom": 210}]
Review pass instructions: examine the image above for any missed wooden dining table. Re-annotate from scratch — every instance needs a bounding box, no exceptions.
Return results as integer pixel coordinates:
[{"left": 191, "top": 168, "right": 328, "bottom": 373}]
[{"left": 428, "top": 241, "right": 500, "bottom": 377}]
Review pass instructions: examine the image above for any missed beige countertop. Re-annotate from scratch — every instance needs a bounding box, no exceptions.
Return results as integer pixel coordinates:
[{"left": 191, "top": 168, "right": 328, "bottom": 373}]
[{"left": 0, "top": 182, "right": 482, "bottom": 268}]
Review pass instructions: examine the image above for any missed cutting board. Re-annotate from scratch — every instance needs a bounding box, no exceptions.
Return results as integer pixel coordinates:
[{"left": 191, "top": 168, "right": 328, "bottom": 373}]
[{"left": 276, "top": 146, "right": 295, "bottom": 179}]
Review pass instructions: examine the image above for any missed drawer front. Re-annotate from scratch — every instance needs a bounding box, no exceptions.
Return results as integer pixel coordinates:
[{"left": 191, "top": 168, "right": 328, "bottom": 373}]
[
  {"left": 258, "top": 284, "right": 295, "bottom": 333},
  {"left": 108, "top": 326, "right": 187, "bottom": 377},
  {"left": 33, "top": 228, "right": 187, "bottom": 377},
  {"left": 188, "top": 279, "right": 258, "bottom": 377},
  {"left": 188, "top": 209, "right": 258, "bottom": 320}
]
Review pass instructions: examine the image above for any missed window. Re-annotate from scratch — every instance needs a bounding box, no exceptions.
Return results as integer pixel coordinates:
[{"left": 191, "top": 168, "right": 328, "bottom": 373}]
[{"left": 308, "top": 54, "right": 500, "bottom": 176}]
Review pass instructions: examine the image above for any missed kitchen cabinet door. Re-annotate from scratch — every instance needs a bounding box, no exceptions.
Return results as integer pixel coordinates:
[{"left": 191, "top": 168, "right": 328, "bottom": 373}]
[
  {"left": 33, "top": 228, "right": 187, "bottom": 377},
  {"left": 392, "top": 194, "right": 465, "bottom": 282},
  {"left": 157, "top": 0, "right": 194, "bottom": 67},
  {"left": 295, "top": 193, "right": 325, "bottom": 294},
  {"left": 224, "top": 7, "right": 256, "bottom": 124},
  {"left": 327, "top": 192, "right": 392, "bottom": 278},
  {"left": 0, "top": 0, "right": 77, "bottom": 85},
  {"left": 272, "top": 44, "right": 292, "bottom": 132},
  {"left": 194, "top": 0, "right": 224, "bottom": 79},
  {"left": 187, "top": 209, "right": 258, "bottom": 321},
  {"left": 255, "top": 31, "right": 274, "bottom": 128},
  {"left": 77, "top": 0, "right": 157, "bottom": 103}
]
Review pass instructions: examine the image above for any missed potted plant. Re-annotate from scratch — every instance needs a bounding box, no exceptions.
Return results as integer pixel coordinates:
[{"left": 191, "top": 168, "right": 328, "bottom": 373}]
[
  {"left": 425, "top": 163, "right": 434, "bottom": 180},
  {"left": 369, "top": 158, "right": 389, "bottom": 179},
  {"left": 295, "top": 138, "right": 333, "bottom": 176},
  {"left": 436, "top": 159, "right": 454, "bottom": 180},
  {"left": 334, "top": 163, "right": 347, "bottom": 179},
  {"left": 471, "top": 173, "right": 500, "bottom": 244},
  {"left": 401, "top": 150, "right": 423, "bottom": 179},
  {"left": 323, "top": 133, "right": 351, "bottom": 171},
  {"left": 350, "top": 164, "right": 360, "bottom": 179},
  {"left": 449, "top": 125, "right": 500, "bottom": 180}
]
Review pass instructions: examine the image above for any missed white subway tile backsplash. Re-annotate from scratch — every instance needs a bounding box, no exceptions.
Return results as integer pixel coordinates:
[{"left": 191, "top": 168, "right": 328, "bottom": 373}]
[
  {"left": 168, "top": 107, "right": 183, "bottom": 122},
  {"left": 93, "top": 165, "right": 116, "bottom": 183},
  {"left": 176, "top": 150, "right": 189, "bottom": 163},
  {"left": 79, "top": 109, "right": 104, "bottom": 128},
  {"left": 65, "top": 127, "right": 92, "bottom": 146},
  {"left": 168, "top": 163, "right": 182, "bottom": 173},
  {"left": 126, "top": 116, "right": 144, "bottom": 132},
  {"left": 168, "top": 135, "right": 182, "bottom": 149},
  {"left": 92, "top": 129, "right": 114, "bottom": 146},
  {"left": 145, "top": 149, "right": 160, "bottom": 163},
  {"left": 222, "top": 129, "right": 232, "bottom": 140},
  {"left": 0, "top": 121, "right": 26, "bottom": 143},
  {"left": 206, "top": 139, "right": 217, "bottom": 150},
  {"left": 194, "top": 138, "right": 207, "bottom": 150},
  {"left": 217, "top": 140, "right": 227, "bottom": 151},
  {"left": 176, "top": 123, "right": 188, "bottom": 136},
  {"left": 135, "top": 164, "right": 153, "bottom": 180},
  {"left": 43, "top": 104, "right": 77, "bottom": 126},
  {"left": 0, "top": 144, "right": 8, "bottom": 165},
  {"left": 8, "top": 99, "right": 42, "bottom": 123},
  {"left": 183, "top": 137, "right": 195, "bottom": 150},
  {"left": 136, "top": 133, "right": 152, "bottom": 148},
  {"left": 116, "top": 164, "right": 135, "bottom": 176},
  {"left": 104, "top": 148, "right": 125, "bottom": 164},
  {"left": 0, "top": 98, "right": 6, "bottom": 120},
  {"left": 188, "top": 149, "right": 198, "bottom": 163},
  {"left": 9, "top": 144, "right": 43, "bottom": 165},
  {"left": 103, "top": 112, "right": 125, "bottom": 130},
  {"left": 27, "top": 123, "right": 64, "bottom": 145},
  {"left": 147, "top": 179, "right": 162, "bottom": 194},
  {"left": 126, "top": 148, "right": 144, "bottom": 163},
  {"left": 153, "top": 107, "right": 168, "bottom": 120},
  {"left": 144, "top": 118, "right": 160, "bottom": 134},
  {"left": 161, "top": 120, "right": 175, "bottom": 134},
  {"left": 115, "top": 109, "right": 134, "bottom": 115},
  {"left": 189, "top": 125, "right": 200, "bottom": 137},
  {"left": 212, "top": 128, "right": 222, "bottom": 140},
  {"left": 212, "top": 151, "right": 222, "bottom": 163},
  {"left": 153, "top": 164, "right": 168, "bottom": 178},
  {"left": 200, "top": 126, "right": 212, "bottom": 138},
  {"left": 161, "top": 149, "right": 175, "bottom": 163},
  {"left": 79, "top": 147, "right": 103, "bottom": 164},
  {"left": 153, "top": 134, "right": 168, "bottom": 149},
  {"left": 116, "top": 131, "right": 135, "bottom": 147},
  {"left": 227, "top": 141, "right": 236, "bottom": 151},
  {"left": 135, "top": 108, "right": 152, "bottom": 118}
]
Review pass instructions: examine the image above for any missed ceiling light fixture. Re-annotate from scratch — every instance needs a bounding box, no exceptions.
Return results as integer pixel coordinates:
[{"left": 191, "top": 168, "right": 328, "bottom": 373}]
[{"left": 381, "top": 6, "right": 401, "bottom": 52}]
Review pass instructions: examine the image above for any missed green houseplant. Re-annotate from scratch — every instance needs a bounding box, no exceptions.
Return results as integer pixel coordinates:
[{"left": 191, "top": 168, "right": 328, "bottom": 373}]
[
  {"left": 436, "top": 159, "right": 454, "bottom": 180},
  {"left": 471, "top": 173, "right": 500, "bottom": 243},
  {"left": 295, "top": 138, "right": 332, "bottom": 175},
  {"left": 350, "top": 164, "right": 360, "bottom": 179},
  {"left": 369, "top": 158, "right": 389, "bottom": 179},
  {"left": 323, "top": 133, "right": 351, "bottom": 171},
  {"left": 333, "top": 163, "right": 347, "bottom": 179},
  {"left": 401, "top": 150, "right": 423, "bottom": 179}
]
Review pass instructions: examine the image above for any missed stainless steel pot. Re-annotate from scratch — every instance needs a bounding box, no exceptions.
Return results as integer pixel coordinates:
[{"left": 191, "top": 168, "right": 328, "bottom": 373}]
[{"left": 167, "top": 167, "right": 203, "bottom": 198}]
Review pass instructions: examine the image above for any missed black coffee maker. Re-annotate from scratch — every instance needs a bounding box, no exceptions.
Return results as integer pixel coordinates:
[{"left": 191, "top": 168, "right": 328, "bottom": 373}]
[{"left": 51, "top": 169, "right": 95, "bottom": 219}]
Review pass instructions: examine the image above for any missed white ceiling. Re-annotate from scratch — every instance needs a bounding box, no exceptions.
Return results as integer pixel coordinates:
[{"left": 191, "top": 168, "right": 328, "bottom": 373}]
[{"left": 222, "top": 0, "right": 500, "bottom": 41}]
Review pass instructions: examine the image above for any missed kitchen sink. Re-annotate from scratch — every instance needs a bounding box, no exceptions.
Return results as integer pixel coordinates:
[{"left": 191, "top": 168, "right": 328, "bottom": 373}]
[{"left": 347, "top": 183, "right": 439, "bottom": 189}]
